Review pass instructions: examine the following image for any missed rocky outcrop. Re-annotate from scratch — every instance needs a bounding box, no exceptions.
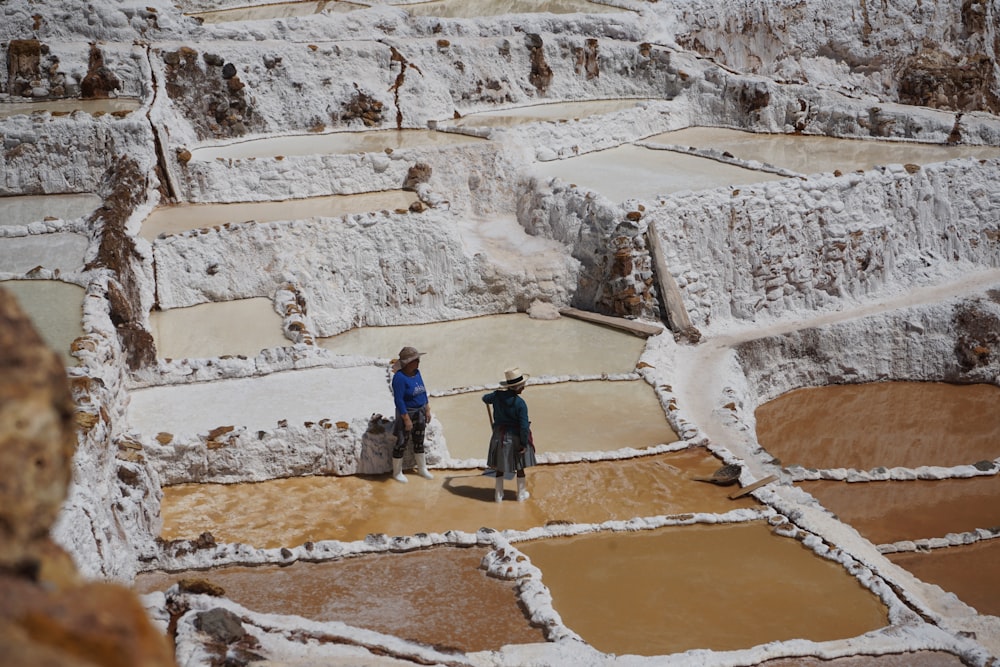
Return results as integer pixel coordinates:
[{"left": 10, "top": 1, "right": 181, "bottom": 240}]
[
  {"left": 161, "top": 46, "right": 258, "bottom": 140},
  {"left": 85, "top": 158, "right": 156, "bottom": 370},
  {"left": 80, "top": 43, "right": 121, "bottom": 99}
]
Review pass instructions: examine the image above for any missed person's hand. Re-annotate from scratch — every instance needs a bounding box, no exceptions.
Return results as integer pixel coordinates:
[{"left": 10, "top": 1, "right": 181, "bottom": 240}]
[
  {"left": 403, "top": 414, "right": 413, "bottom": 431},
  {"left": 424, "top": 406, "right": 431, "bottom": 421}
]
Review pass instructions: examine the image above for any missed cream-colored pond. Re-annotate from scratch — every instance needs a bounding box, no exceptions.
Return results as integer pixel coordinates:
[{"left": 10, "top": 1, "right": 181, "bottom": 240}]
[
  {"left": 0, "top": 232, "right": 89, "bottom": 274},
  {"left": 148, "top": 297, "right": 288, "bottom": 359},
  {"left": 0, "top": 193, "right": 102, "bottom": 227},
  {"left": 190, "top": 128, "right": 484, "bottom": 161},
  {"left": 531, "top": 143, "right": 789, "bottom": 202},
  {"left": 405, "top": 0, "right": 629, "bottom": 17},
  {"left": 159, "top": 450, "right": 761, "bottom": 547},
  {"left": 0, "top": 280, "right": 84, "bottom": 366},
  {"left": 448, "top": 99, "right": 654, "bottom": 128},
  {"left": 318, "top": 313, "right": 647, "bottom": 390},
  {"left": 755, "top": 382, "right": 1000, "bottom": 470},
  {"left": 519, "top": 522, "right": 889, "bottom": 655},
  {"left": 134, "top": 547, "right": 545, "bottom": 652},
  {"left": 433, "top": 380, "right": 678, "bottom": 458},
  {"left": 139, "top": 191, "right": 419, "bottom": 240},
  {"left": 649, "top": 127, "right": 1000, "bottom": 174},
  {"left": 0, "top": 98, "right": 141, "bottom": 118},
  {"left": 188, "top": 0, "right": 362, "bottom": 23}
]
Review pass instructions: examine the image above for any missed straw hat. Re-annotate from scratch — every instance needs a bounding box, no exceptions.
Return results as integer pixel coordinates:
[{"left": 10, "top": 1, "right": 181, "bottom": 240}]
[
  {"left": 397, "top": 346, "right": 426, "bottom": 365},
  {"left": 499, "top": 367, "right": 528, "bottom": 389}
]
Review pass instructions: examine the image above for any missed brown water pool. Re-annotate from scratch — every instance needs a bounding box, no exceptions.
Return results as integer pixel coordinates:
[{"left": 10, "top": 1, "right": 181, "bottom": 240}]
[
  {"left": 755, "top": 382, "right": 1000, "bottom": 470},
  {"left": 887, "top": 538, "right": 1000, "bottom": 617},
  {"left": 518, "top": 521, "right": 889, "bottom": 656},
  {"left": 159, "top": 450, "right": 759, "bottom": 549},
  {"left": 799, "top": 476, "right": 1000, "bottom": 544},
  {"left": 135, "top": 546, "right": 544, "bottom": 652}
]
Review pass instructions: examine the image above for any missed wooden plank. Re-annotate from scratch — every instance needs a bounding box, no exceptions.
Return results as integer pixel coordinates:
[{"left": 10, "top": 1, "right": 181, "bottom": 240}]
[
  {"left": 559, "top": 307, "right": 663, "bottom": 338},
  {"left": 645, "top": 221, "right": 693, "bottom": 333},
  {"left": 728, "top": 475, "right": 779, "bottom": 499}
]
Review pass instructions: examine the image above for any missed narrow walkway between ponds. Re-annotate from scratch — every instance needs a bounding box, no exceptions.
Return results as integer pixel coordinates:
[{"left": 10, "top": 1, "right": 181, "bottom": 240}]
[{"left": 670, "top": 266, "right": 1000, "bottom": 655}]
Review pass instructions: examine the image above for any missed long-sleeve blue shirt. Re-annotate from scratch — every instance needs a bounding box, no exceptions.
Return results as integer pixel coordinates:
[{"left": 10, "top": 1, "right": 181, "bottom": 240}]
[
  {"left": 482, "top": 389, "right": 529, "bottom": 444},
  {"left": 392, "top": 369, "right": 428, "bottom": 415}
]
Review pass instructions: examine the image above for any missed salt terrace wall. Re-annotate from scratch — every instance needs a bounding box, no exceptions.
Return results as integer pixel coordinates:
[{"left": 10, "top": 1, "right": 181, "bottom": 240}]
[
  {"left": 55, "top": 275, "right": 163, "bottom": 582},
  {"left": 151, "top": 203, "right": 580, "bottom": 335},
  {"left": 652, "top": 157, "right": 1000, "bottom": 329},
  {"left": 0, "top": 41, "right": 149, "bottom": 100},
  {"left": 517, "top": 178, "right": 660, "bottom": 320},
  {"left": 686, "top": 71, "right": 1000, "bottom": 144},
  {"left": 0, "top": 113, "right": 156, "bottom": 195},
  {"left": 667, "top": 0, "right": 1000, "bottom": 114},
  {"left": 732, "top": 293, "right": 1000, "bottom": 441},
  {"left": 154, "top": 31, "right": 693, "bottom": 186}
]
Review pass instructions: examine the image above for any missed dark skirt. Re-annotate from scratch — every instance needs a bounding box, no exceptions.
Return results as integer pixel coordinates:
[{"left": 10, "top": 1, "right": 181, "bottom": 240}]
[{"left": 487, "top": 426, "right": 537, "bottom": 473}]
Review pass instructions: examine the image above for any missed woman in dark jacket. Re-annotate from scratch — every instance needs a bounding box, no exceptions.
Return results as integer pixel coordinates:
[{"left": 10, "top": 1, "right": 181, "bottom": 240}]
[{"left": 482, "top": 367, "right": 536, "bottom": 502}]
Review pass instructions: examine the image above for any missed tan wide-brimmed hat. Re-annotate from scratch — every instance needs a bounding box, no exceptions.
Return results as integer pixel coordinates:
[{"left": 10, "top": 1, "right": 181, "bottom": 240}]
[
  {"left": 397, "top": 346, "right": 426, "bottom": 365},
  {"left": 499, "top": 367, "right": 528, "bottom": 389}
]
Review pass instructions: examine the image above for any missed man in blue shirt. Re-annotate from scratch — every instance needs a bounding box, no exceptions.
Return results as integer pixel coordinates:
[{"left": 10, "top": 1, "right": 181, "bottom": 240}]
[{"left": 390, "top": 346, "right": 433, "bottom": 483}]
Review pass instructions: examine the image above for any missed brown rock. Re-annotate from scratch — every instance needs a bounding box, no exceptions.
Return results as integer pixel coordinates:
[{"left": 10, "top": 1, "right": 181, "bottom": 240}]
[
  {"left": 0, "top": 288, "right": 75, "bottom": 572},
  {"left": 80, "top": 44, "right": 121, "bottom": 99},
  {"left": 403, "top": 162, "right": 432, "bottom": 190},
  {"left": 0, "top": 574, "right": 175, "bottom": 667}
]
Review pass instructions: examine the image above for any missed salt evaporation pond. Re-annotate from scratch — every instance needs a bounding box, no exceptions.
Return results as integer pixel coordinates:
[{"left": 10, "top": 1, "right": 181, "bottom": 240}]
[
  {"left": 148, "top": 297, "right": 289, "bottom": 359},
  {"left": 799, "top": 476, "right": 1000, "bottom": 545},
  {"left": 888, "top": 540, "right": 1000, "bottom": 618},
  {"left": 159, "top": 450, "right": 760, "bottom": 547},
  {"left": 404, "top": 0, "right": 630, "bottom": 17},
  {"left": 649, "top": 127, "right": 1000, "bottom": 174},
  {"left": 139, "top": 190, "right": 419, "bottom": 240},
  {"left": 188, "top": 0, "right": 363, "bottom": 24},
  {"left": 447, "top": 99, "right": 653, "bottom": 128},
  {"left": 530, "top": 143, "right": 789, "bottom": 202},
  {"left": 433, "top": 380, "right": 678, "bottom": 458},
  {"left": 189, "top": 128, "right": 484, "bottom": 161},
  {"left": 134, "top": 547, "right": 545, "bottom": 652},
  {"left": 0, "top": 98, "right": 141, "bottom": 118},
  {"left": 0, "top": 280, "right": 85, "bottom": 366},
  {"left": 127, "top": 365, "right": 391, "bottom": 436},
  {"left": 518, "top": 522, "right": 889, "bottom": 655},
  {"left": 755, "top": 382, "right": 1000, "bottom": 470},
  {"left": 0, "top": 232, "right": 89, "bottom": 274},
  {"left": 318, "top": 313, "right": 647, "bottom": 390},
  {"left": 0, "top": 193, "right": 102, "bottom": 227},
  {"left": 759, "top": 379, "right": 1000, "bottom": 630}
]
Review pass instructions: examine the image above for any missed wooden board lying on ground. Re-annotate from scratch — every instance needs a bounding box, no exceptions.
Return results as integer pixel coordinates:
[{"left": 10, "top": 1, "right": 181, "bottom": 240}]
[
  {"left": 560, "top": 308, "right": 663, "bottom": 338},
  {"left": 729, "top": 475, "right": 779, "bottom": 499}
]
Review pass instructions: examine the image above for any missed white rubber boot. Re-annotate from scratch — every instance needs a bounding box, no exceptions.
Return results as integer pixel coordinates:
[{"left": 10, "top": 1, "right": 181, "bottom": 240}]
[
  {"left": 415, "top": 453, "right": 434, "bottom": 479},
  {"left": 494, "top": 476, "right": 504, "bottom": 502},
  {"left": 517, "top": 476, "right": 530, "bottom": 501},
  {"left": 391, "top": 457, "right": 408, "bottom": 483}
]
